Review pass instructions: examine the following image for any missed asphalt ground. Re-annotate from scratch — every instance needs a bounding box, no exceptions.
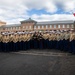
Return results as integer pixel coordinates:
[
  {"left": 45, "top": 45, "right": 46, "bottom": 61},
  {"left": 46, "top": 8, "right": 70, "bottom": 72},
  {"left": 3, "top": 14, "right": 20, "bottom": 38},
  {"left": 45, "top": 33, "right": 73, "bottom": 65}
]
[{"left": 0, "top": 49, "right": 75, "bottom": 75}]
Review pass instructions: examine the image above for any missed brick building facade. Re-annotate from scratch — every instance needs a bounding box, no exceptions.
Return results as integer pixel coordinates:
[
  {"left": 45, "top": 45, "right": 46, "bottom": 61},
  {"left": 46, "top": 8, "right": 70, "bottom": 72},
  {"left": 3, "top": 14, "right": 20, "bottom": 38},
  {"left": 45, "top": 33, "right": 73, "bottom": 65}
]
[
  {"left": 0, "top": 21, "right": 6, "bottom": 27},
  {"left": 0, "top": 18, "right": 75, "bottom": 32}
]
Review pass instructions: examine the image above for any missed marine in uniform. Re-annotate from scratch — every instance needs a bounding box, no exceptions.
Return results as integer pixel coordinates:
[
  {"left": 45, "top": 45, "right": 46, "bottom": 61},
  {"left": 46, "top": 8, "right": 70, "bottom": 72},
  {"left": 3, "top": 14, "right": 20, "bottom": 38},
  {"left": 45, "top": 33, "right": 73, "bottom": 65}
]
[
  {"left": 2, "top": 34, "right": 9, "bottom": 52},
  {"left": 56, "top": 33, "right": 61, "bottom": 50},
  {"left": 42, "top": 32, "right": 47, "bottom": 49},
  {"left": 0, "top": 33, "right": 2, "bottom": 52},
  {"left": 63, "top": 31, "right": 70, "bottom": 52},
  {"left": 69, "top": 31, "right": 75, "bottom": 53},
  {"left": 26, "top": 33, "right": 31, "bottom": 50},
  {"left": 19, "top": 33, "right": 23, "bottom": 50},
  {"left": 38, "top": 32, "right": 43, "bottom": 49},
  {"left": 13, "top": 33, "right": 18, "bottom": 51},
  {"left": 9, "top": 34, "right": 14, "bottom": 52},
  {"left": 48, "top": 33, "right": 52, "bottom": 49},
  {"left": 32, "top": 32, "right": 38, "bottom": 49},
  {"left": 29, "top": 33, "right": 34, "bottom": 49}
]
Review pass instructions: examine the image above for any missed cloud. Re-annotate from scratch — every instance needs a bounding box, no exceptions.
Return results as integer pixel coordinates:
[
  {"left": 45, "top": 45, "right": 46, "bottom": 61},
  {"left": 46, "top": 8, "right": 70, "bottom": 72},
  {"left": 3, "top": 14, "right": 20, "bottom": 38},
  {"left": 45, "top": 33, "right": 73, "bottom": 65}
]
[
  {"left": 44, "top": 0, "right": 57, "bottom": 13},
  {"left": 31, "top": 14, "right": 75, "bottom": 22},
  {"left": 0, "top": 0, "right": 75, "bottom": 24},
  {"left": 63, "top": 0, "right": 75, "bottom": 12}
]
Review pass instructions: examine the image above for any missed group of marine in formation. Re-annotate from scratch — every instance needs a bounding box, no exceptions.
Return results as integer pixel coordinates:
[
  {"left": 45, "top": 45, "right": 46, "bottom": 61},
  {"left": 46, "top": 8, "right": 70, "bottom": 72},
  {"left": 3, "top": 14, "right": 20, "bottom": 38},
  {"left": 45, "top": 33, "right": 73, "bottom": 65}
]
[{"left": 0, "top": 30, "right": 75, "bottom": 54}]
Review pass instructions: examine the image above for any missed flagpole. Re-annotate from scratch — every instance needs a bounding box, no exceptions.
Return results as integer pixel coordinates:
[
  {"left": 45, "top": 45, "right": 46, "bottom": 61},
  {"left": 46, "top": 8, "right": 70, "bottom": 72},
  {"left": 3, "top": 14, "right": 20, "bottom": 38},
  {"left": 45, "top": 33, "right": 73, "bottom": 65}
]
[
  {"left": 73, "top": 12, "right": 75, "bottom": 32},
  {"left": 70, "top": 10, "right": 75, "bottom": 32}
]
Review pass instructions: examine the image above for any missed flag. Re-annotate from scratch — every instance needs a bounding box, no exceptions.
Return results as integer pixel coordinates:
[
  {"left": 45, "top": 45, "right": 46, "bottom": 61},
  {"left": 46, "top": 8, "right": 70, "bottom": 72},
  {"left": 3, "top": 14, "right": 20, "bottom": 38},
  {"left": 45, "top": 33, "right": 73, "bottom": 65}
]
[
  {"left": 71, "top": 10, "right": 75, "bottom": 16},
  {"left": 73, "top": 13, "right": 75, "bottom": 16}
]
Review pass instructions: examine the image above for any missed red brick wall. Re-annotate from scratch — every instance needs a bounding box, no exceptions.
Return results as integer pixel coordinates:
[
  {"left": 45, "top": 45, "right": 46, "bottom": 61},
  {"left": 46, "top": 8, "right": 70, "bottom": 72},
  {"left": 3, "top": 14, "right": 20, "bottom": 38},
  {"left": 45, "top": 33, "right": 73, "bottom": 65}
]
[{"left": 0, "top": 23, "right": 74, "bottom": 32}]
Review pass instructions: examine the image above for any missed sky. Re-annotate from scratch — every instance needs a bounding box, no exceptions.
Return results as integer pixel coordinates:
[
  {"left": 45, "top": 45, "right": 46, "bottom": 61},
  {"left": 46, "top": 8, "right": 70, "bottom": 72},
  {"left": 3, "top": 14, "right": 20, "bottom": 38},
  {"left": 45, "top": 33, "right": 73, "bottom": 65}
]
[{"left": 0, "top": 0, "right": 75, "bottom": 24}]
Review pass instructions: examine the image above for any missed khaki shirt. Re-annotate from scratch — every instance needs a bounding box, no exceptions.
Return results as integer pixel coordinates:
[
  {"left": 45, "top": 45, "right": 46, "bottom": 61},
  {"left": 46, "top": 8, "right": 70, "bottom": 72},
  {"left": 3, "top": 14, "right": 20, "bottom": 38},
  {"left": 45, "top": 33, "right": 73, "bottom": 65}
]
[
  {"left": 27, "top": 34, "right": 32, "bottom": 41},
  {"left": 24, "top": 34, "right": 27, "bottom": 41},
  {"left": 49, "top": 34, "right": 52, "bottom": 41},
  {"left": 9, "top": 35, "right": 14, "bottom": 42},
  {"left": 60, "top": 33, "right": 64, "bottom": 40},
  {"left": 0, "top": 34, "right": 2, "bottom": 42},
  {"left": 51, "top": 34, "right": 55, "bottom": 40},
  {"left": 43, "top": 34, "right": 48, "bottom": 40},
  {"left": 18, "top": 35, "right": 22, "bottom": 42},
  {"left": 2, "top": 35, "right": 9, "bottom": 43},
  {"left": 56, "top": 34, "right": 61, "bottom": 41},
  {"left": 13, "top": 35, "right": 18, "bottom": 43},
  {"left": 70, "top": 33, "right": 75, "bottom": 41},
  {"left": 65, "top": 33, "right": 70, "bottom": 40},
  {"left": 22, "top": 35, "right": 25, "bottom": 41}
]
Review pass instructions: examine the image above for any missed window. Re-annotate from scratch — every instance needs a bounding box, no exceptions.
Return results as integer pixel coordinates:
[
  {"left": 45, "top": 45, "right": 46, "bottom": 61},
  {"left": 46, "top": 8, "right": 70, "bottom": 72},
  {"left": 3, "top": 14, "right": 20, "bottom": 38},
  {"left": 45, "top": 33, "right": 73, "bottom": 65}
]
[
  {"left": 0, "top": 28, "right": 2, "bottom": 30},
  {"left": 16, "top": 27, "right": 18, "bottom": 30},
  {"left": 7, "top": 28, "right": 9, "bottom": 30},
  {"left": 38, "top": 26, "right": 40, "bottom": 29},
  {"left": 12, "top": 27, "right": 14, "bottom": 29},
  {"left": 54, "top": 25, "right": 56, "bottom": 28},
  {"left": 19, "top": 27, "right": 20, "bottom": 30},
  {"left": 26, "top": 26, "right": 28, "bottom": 29},
  {"left": 50, "top": 25, "right": 52, "bottom": 28},
  {"left": 8, "top": 28, "right": 10, "bottom": 30},
  {"left": 30, "top": 26, "right": 31, "bottom": 29},
  {"left": 58, "top": 25, "right": 60, "bottom": 28},
  {"left": 62, "top": 25, "right": 65, "bottom": 28},
  {"left": 11, "top": 27, "right": 12, "bottom": 30},
  {"left": 42, "top": 26, "right": 44, "bottom": 29},
  {"left": 46, "top": 25, "right": 48, "bottom": 29},
  {"left": 6, "top": 28, "right": 7, "bottom": 30},
  {"left": 34, "top": 26, "right": 36, "bottom": 29},
  {"left": 71, "top": 24, "right": 74, "bottom": 28},
  {"left": 23, "top": 26, "right": 25, "bottom": 28},
  {"left": 67, "top": 25, "right": 69, "bottom": 28}
]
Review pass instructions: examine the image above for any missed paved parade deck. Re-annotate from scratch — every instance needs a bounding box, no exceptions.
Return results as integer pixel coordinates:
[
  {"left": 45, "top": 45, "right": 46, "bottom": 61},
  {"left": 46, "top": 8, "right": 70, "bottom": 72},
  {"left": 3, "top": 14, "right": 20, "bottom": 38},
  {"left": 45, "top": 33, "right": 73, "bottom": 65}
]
[{"left": 0, "top": 49, "right": 75, "bottom": 75}]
